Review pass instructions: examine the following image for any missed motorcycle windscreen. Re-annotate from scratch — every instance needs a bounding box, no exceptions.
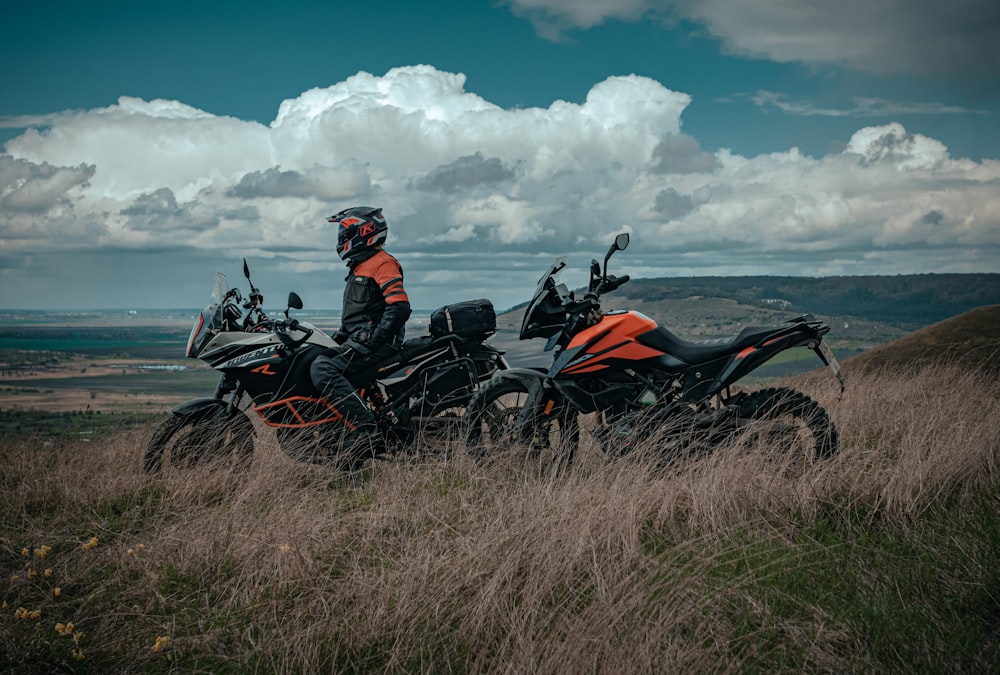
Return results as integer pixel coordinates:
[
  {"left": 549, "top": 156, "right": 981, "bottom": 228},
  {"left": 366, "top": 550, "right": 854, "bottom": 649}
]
[
  {"left": 186, "top": 272, "right": 227, "bottom": 358},
  {"left": 520, "top": 256, "right": 570, "bottom": 340}
]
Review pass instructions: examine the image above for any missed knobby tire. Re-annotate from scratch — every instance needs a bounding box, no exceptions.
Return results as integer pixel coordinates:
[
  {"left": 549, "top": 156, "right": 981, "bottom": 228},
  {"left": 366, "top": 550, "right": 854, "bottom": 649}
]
[
  {"left": 465, "top": 378, "right": 579, "bottom": 473},
  {"left": 733, "top": 386, "right": 839, "bottom": 459},
  {"left": 144, "top": 409, "right": 255, "bottom": 474}
]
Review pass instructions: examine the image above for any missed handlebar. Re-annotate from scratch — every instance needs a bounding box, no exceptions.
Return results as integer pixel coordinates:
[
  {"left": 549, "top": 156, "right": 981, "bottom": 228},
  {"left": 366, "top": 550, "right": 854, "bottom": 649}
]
[
  {"left": 583, "top": 274, "right": 630, "bottom": 301},
  {"left": 569, "top": 273, "right": 631, "bottom": 335},
  {"left": 273, "top": 318, "right": 314, "bottom": 349},
  {"left": 542, "top": 235, "right": 631, "bottom": 349},
  {"left": 597, "top": 274, "right": 629, "bottom": 295}
]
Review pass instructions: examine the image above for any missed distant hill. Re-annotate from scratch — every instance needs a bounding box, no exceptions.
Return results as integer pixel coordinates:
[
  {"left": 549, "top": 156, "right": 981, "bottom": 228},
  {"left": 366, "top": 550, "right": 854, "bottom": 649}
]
[
  {"left": 616, "top": 274, "right": 1000, "bottom": 329},
  {"left": 842, "top": 304, "right": 1000, "bottom": 374}
]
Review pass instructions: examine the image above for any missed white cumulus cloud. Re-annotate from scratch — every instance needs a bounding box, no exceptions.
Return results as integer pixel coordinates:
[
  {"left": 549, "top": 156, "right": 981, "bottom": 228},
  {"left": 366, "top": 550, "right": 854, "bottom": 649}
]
[{"left": 1, "top": 65, "right": 998, "bottom": 310}]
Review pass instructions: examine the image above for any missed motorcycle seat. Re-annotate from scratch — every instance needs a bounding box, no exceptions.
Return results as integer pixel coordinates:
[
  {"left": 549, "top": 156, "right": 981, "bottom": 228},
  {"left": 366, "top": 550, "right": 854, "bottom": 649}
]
[
  {"left": 637, "top": 324, "right": 780, "bottom": 364},
  {"left": 400, "top": 335, "right": 434, "bottom": 357},
  {"left": 637, "top": 327, "right": 733, "bottom": 363},
  {"left": 400, "top": 333, "right": 462, "bottom": 360}
]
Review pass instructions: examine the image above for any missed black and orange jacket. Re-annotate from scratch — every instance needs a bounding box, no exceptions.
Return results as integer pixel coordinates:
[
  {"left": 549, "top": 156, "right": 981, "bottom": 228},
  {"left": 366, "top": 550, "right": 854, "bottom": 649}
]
[{"left": 341, "top": 248, "right": 411, "bottom": 349}]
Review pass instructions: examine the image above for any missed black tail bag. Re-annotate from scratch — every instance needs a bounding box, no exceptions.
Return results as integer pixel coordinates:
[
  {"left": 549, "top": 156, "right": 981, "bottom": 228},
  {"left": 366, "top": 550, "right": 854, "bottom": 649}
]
[{"left": 430, "top": 299, "right": 496, "bottom": 338}]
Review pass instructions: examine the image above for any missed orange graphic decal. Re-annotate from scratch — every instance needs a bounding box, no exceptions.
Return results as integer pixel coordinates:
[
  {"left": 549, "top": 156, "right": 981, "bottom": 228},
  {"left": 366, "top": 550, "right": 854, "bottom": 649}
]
[{"left": 251, "top": 364, "right": 278, "bottom": 375}]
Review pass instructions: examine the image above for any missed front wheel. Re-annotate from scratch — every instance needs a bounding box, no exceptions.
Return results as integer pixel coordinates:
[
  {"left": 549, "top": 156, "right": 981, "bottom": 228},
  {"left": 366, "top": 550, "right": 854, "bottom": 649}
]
[
  {"left": 730, "top": 387, "right": 839, "bottom": 461},
  {"left": 145, "top": 409, "right": 255, "bottom": 474},
  {"left": 465, "top": 378, "right": 579, "bottom": 473}
]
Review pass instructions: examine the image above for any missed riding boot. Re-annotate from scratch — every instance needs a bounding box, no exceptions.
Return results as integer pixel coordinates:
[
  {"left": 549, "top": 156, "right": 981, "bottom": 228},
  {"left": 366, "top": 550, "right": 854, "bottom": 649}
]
[
  {"left": 339, "top": 420, "right": 386, "bottom": 469},
  {"left": 324, "top": 391, "right": 385, "bottom": 466}
]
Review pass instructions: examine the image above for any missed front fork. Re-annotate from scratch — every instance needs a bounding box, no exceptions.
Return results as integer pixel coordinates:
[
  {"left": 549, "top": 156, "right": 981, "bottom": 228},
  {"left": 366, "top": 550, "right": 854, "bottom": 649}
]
[
  {"left": 213, "top": 373, "right": 247, "bottom": 417},
  {"left": 515, "top": 381, "right": 565, "bottom": 448}
]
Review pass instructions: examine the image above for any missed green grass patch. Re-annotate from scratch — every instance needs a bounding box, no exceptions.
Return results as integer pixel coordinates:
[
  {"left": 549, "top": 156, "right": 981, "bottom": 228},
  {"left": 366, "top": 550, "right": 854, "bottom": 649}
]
[
  {"left": 5, "top": 369, "right": 220, "bottom": 395},
  {"left": 0, "top": 409, "right": 159, "bottom": 438},
  {"left": 695, "top": 494, "right": 1000, "bottom": 672}
]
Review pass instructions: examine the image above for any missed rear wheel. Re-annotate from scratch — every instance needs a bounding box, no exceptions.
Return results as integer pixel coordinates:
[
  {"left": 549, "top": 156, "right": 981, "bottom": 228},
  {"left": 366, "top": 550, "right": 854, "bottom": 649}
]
[
  {"left": 731, "top": 387, "right": 839, "bottom": 461},
  {"left": 465, "top": 378, "right": 579, "bottom": 473},
  {"left": 144, "top": 409, "right": 255, "bottom": 474},
  {"left": 411, "top": 402, "right": 469, "bottom": 459}
]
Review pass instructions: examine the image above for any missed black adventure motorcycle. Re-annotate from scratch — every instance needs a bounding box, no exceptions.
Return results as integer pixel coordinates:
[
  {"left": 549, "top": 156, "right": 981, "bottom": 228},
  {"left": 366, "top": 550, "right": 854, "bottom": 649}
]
[
  {"left": 145, "top": 260, "right": 507, "bottom": 472},
  {"left": 465, "top": 233, "right": 844, "bottom": 469}
]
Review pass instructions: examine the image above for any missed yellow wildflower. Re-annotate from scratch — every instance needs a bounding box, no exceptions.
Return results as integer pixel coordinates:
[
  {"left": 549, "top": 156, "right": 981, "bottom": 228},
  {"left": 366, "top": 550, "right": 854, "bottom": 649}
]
[
  {"left": 45, "top": 568, "right": 53, "bottom": 577},
  {"left": 27, "top": 568, "right": 37, "bottom": 579},
  {"left": 21, "top": 548, "right": 29, "bottom": 557},
  {"left": 1, "top": 601, "right": 6, "bottom": 609},
  {"left": 56, "top": 621, "right": 75, "bottom": 636},
  {"left": 81, "top": 536, "right": 98, "bottom": 550},
  {"left": 72, "top": 648, "right": 85, "bottom": 661},
  {"left": 152, "top": 635, "right": 172, "bottom": 652},
  {"left": 34, "top": 545, "right": 52, "bottom": 558},
  {"left": 279, "top": 544, "right": 293, "bottom": 553},
  {"left": 54, "top": 587, "right": 62, "bottom": 597}
]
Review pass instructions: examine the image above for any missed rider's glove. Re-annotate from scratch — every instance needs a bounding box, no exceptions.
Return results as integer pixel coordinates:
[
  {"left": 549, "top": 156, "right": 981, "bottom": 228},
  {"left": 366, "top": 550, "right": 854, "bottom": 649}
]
[
  {"left": 585, "top": 307, "right": 603, "bottom": 327},
  {"left": 350, "top": 327, "right": 374, "bottom": 349}
]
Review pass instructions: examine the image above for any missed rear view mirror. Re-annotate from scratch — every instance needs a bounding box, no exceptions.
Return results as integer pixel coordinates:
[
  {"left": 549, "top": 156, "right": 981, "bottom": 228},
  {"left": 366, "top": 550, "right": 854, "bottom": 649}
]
[
  {"left": 603, "top": 232, "right": 630, "bottom": 276},
  {"left": 287, "top": 292, "right": 303, "bottom": 310}
]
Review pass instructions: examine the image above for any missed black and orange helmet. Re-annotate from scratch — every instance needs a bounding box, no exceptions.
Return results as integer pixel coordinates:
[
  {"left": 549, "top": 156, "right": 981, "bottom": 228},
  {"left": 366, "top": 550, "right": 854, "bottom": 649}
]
[{"left": 329, "top": 206, "right": 388, "bottom": 260}]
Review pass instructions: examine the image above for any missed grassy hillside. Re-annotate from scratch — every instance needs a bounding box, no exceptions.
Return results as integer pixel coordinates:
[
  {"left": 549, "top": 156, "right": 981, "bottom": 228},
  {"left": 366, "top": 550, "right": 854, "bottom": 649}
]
[
  {"left": 842, "top": 304, "right": 1000, "bottom": 374},
  {"left": 2, "top": 321, "right": 999, "bottom": 671}
]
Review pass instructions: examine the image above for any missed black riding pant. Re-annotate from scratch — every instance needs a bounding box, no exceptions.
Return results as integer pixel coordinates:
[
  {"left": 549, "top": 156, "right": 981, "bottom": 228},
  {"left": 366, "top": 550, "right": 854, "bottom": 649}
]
[{"left": 309, "top": 345, "right": 396, "bottom": 436}]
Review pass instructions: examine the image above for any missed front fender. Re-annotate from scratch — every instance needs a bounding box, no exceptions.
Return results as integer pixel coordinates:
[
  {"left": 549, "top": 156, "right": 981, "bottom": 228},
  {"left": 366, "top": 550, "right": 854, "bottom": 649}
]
[
  {"left": 487, "top": 366, "right": 548, "bottom": 390},
  {"left": 170, "top": 397, "right": 228, "bottom": 417}
]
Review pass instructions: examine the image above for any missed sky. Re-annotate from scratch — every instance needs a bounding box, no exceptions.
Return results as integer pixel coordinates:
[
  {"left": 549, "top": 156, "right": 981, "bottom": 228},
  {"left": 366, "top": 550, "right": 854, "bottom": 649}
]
[{"left": 1, "top": 0, "right": 999, "bottom": 312}]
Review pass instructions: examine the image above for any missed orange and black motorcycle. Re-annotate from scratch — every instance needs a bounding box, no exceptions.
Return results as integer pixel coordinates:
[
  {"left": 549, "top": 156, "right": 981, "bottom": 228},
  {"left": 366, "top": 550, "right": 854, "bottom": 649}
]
[{"left": 465, "top": 233, "right": 844, "bottom": 468}]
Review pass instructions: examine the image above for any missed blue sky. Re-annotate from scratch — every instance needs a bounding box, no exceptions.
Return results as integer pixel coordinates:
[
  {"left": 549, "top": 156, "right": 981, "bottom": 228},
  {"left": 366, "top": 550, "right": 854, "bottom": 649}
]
[{"left": 2, "top": 0, "right": 998, "bottom": 311}]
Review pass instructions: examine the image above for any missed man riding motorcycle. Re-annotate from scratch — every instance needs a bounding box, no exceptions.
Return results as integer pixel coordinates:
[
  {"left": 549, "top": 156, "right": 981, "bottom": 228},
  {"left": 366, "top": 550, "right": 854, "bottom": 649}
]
[{"left": 310, "top": 206, "right": 412, "bottom": 454}]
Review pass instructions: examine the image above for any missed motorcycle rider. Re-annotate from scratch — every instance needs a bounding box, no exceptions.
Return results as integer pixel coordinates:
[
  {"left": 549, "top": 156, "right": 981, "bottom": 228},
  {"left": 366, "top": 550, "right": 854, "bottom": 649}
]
[{"left": 311, "top": 206, "right": 411, "bottom": 457}]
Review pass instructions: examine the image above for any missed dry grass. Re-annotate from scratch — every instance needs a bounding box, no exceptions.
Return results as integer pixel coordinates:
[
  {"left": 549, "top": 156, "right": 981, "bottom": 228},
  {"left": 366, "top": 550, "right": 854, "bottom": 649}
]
[{"left": 2, "top": 365, "right": 999, "bottom": 672}]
